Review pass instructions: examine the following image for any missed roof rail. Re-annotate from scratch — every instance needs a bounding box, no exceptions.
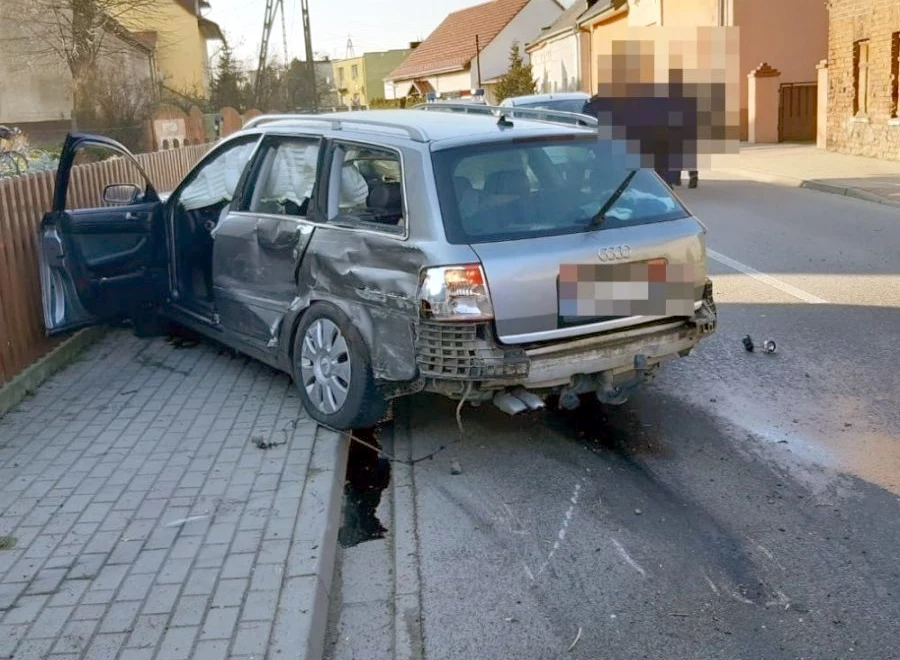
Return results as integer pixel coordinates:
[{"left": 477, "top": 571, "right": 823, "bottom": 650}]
[
  {"left": 412, "top": 103, "right": 598, "bottom": 129},
  {"left": 241, "top": 113, "right": 428, "bottom": 143}
]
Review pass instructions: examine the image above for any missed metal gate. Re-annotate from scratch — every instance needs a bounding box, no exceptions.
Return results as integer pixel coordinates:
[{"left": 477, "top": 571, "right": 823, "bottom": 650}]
[{"left": 779, "top": 82, "right": 817, "bottom": 142}]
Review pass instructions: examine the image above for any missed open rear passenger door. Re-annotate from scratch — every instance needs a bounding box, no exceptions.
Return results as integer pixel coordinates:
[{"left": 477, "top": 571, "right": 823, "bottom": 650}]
[{"left": 39, "top": 134, "right": 167, "bottom": 334}]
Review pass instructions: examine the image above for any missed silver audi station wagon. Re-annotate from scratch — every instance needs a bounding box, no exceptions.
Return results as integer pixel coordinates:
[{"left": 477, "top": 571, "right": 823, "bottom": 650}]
[{"left": 39, "top": 107, "right": 717, "bottom": 430}]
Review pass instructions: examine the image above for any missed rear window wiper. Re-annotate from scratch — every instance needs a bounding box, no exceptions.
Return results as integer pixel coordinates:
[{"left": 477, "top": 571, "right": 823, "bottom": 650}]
[{"left": 586, "top": 170, "right": 637, "bottom": 229}]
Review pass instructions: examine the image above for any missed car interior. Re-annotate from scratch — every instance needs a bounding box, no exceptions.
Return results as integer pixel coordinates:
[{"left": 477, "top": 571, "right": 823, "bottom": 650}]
[
  {"left": 449, "top": 145, "right": 677, "bottom": 236},
  {"left": 333, "top": 146, "right": 405, "bottom": 227},
  {"left": 172, "top": 138, "right": 258, "bottom": 308}
]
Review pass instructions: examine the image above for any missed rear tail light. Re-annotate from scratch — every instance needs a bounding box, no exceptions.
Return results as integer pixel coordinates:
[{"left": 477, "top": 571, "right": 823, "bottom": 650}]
[{"left": 417, "top": 264, "right": 494, "bottom": 321}]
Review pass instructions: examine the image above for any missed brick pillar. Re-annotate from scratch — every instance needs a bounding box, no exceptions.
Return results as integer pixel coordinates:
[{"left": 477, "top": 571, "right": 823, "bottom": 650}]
[
  {"left": 816, "top": 59, "right": 828, "bottom": 149},
  {"left": 747, "top": 63, "right": 781, "bottom": 144}
]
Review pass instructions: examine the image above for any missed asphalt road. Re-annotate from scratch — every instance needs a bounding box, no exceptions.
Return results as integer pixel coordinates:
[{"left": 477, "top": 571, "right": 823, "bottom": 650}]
[{"left": 326, "top": 177, "right": 900, "bottom": 660}]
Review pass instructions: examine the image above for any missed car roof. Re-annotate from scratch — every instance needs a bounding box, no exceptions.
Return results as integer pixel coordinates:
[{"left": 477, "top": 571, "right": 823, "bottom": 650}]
[{"left": 243, "top": 109, "right": 596, "bottom": 150}]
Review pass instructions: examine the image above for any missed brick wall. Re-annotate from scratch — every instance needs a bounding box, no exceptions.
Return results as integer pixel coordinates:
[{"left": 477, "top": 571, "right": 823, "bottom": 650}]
[{"left": 827, "top": 0, "right": 900, "bottom": 159}]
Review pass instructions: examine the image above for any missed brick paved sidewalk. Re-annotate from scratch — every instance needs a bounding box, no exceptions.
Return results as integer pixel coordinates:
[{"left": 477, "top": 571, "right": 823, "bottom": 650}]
[{"left": 0, "top": 329, "right": 347, "bottom": 660}]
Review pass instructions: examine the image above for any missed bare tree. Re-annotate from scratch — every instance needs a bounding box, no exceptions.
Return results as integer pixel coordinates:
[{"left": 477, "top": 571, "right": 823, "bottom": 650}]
[{"left": 3, "top": 0, "right": 162, "bottom": 112}]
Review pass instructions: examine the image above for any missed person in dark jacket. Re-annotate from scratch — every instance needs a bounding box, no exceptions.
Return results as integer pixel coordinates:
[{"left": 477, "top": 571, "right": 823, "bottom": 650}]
[{"left": 584, "top": 80, "right": 699, "bottom": 189}]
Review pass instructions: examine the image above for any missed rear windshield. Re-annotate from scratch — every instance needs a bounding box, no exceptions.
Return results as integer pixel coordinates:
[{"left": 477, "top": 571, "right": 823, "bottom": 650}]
[
  {"left": 518, "top": 99, "right": 587, "bottom": 114},
  {"left": 431, "top": 136, "right": 690, "bottom": 245}
]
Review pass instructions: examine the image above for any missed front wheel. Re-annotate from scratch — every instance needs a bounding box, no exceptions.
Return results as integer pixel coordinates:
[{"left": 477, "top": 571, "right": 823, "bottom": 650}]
[{"left": 293, "top": 303, "right": 386, "bottom": 430}]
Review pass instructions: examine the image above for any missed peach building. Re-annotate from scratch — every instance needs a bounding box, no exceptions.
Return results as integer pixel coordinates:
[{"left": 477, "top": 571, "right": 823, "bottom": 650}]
[{"left": 578, "top": 0, "right": 828, "bottom": 142}]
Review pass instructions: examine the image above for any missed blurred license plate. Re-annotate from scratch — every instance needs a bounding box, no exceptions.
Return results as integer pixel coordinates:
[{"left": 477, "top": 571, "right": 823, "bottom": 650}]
[{"left": 558, "top": 260, "right": 696, "bottom": 318}]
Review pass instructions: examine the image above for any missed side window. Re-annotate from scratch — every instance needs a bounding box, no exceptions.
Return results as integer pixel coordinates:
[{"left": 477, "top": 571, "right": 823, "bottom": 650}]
[
  {"left": 243, "top": 137, "right": 320, "bottom": 217},
  {"left": 326, "top": 143, "right": 405, "bottom": 232},
  {"left": 66, "top": 143, "right": 151, "bottom": 211},
  {"left": 176, "top": 136, "right": 258, "bottom": 212}
]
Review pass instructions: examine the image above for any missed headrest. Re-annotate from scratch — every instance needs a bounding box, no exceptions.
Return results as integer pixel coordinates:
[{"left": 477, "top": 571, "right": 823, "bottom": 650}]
[
  {"left": 367, "top": 182, "right": 402, "bottom": 211},
  {"left": 484, "top": 169, "right": 530, "bottom": 196}
]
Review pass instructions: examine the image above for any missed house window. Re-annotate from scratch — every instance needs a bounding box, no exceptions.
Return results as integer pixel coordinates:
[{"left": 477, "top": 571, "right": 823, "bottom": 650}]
[
  {"left": 892, "top": 33, "right": 900, "bottom": 118},
  {"left": 338, "top": 67, "right": 344, "bottom": 83},
  {"left": 351, "top": 64, "right": 359, "bottom": 80},
  {"left": 853, "top": 39, "right": 869, "bottom": 115}
]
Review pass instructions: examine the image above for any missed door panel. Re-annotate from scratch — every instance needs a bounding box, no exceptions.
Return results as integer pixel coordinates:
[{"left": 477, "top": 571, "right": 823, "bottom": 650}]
[
  {"left": 39, "top": 134, "right": 165, "bottom": 334},
  {"left": 211, "top": 135, "right": 324, "bottom": 348},
  {"left": 212, "top": 213, "right": 315, "bottom": 345}
]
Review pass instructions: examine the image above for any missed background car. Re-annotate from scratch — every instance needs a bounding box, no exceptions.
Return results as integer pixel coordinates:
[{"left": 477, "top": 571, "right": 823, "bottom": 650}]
[{"left": 499, "top": 91, "right": 591, "bottom": 115}]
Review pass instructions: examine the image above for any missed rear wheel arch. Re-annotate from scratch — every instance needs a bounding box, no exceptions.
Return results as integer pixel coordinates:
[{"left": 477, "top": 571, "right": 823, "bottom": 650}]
[
  {"left": 285, "top": 298, "right": 379, "bottom": 375},
  {"left": 290, "top": 301, "right": 386, "bottom": 430}
]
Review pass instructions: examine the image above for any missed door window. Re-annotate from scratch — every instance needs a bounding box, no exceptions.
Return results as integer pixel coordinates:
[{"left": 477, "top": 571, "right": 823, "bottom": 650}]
[
  {"left": 177, "top": 136, "right": 259, "bottom": 211},
  {"left": 65, "top": 142, "right": 152, "bottom": 211},
  {"left": 326, "top": 142, "right": 406, "bottom": 232},
  {"left": 243, "top": 137, "right": 321, "bottom": 217}
]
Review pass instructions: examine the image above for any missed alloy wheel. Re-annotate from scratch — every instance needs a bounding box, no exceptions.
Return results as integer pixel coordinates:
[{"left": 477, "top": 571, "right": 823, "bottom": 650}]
[{"left": 299, "top": 318, "right": 352, "bottom": 415}]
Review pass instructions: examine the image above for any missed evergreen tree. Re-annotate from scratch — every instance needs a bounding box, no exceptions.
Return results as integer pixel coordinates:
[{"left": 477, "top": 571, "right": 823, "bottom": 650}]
[
  {"left": 209, "top": 40, "right": 247, "bottom": 111},
  {"left": 493, "top": 41, "right": 537, "bottom": 102}
]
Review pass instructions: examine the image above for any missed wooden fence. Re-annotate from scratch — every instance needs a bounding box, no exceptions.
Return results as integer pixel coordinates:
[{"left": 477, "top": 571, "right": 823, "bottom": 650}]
[{"left": 0, "top": 143, "right": 209, "bottom": 387}]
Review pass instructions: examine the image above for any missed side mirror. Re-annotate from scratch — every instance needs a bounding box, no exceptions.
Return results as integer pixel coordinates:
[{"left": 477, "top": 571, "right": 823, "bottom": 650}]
[{"left": 103, "top": 183, "right": 142, "bottom": 206}]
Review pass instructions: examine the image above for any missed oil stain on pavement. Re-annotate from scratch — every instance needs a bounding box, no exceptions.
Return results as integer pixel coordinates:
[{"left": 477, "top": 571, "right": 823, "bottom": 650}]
[{"left": 338, "top": 425, "right": 392, "bottom": 548}]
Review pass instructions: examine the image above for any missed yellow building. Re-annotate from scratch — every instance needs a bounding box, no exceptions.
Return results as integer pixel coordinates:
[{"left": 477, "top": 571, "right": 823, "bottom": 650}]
[
  {"left": 121, "top": 0, "right": 224, "bottom": 97},
  {"left": 332, "top": 49, "right": 413, "bottom": 109}
]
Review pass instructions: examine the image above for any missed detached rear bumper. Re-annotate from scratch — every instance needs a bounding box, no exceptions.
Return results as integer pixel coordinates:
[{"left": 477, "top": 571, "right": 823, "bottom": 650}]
[{"left": 416, "top": 280, "right": 717, "bottom": 394}]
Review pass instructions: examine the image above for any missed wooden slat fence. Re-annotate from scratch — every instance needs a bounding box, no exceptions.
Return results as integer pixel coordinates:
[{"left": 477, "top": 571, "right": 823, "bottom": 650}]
[{"left": 0, "top": 143, "right": 209, "bottom": 387}]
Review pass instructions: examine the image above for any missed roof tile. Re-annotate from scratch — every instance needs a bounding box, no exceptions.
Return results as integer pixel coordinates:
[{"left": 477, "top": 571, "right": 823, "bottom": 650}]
[{"left": 388, "top": 0, "right": 533, "bottom": 81}]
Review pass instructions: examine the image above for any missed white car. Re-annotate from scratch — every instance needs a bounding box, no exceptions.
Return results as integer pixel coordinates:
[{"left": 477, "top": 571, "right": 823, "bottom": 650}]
[{"left": 499, "top": 92, "right": 591, "bottom": 115}]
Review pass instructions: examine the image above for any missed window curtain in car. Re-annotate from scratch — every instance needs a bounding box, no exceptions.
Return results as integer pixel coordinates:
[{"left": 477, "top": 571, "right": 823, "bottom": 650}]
[
  {"left": 261, "top": 142, "right": 320, "bottom": 206},
  {"left": 179, "top": 141, "right": 258, "bottom": 211}
]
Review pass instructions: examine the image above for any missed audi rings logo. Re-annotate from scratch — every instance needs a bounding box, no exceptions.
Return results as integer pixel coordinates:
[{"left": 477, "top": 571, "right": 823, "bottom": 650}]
[{"left": 598, "top": 245, "right": 632, "bottom": 262}]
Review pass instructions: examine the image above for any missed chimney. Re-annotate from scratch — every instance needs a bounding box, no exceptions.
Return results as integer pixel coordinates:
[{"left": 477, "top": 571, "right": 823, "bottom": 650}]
[{"left": 409, "top": 41, "right": 422, "bottom": 50}]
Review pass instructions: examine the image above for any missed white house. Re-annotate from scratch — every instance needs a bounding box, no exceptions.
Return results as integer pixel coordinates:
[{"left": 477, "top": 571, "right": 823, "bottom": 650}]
[
  {"left": 525, "top": 0, "right": 591, "bottom": 93},
  {"left": 385, "top": 0, "right": 565, "bottom": 104}
]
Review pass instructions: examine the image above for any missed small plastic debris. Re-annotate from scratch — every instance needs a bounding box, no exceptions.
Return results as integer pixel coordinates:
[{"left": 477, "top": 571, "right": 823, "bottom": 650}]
[
  {"left": 450, "top": 461, "right": 463, "bottom": 475},
  {"left": 505, "top": 617, "right": 519, "bottom": 623},
  {"left": 634, "top": 508, "right": 643, "bottom": 515},
  {"left": 744, "top": 335, "right": 776, "bottom": 354},
  {"left": 567, "top": 626, "right": 583, "bottom": 652}
]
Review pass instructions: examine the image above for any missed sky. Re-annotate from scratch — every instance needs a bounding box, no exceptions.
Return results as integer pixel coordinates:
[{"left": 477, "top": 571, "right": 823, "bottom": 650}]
[{"left": 205, "top": 0, "right": 575, "bottom": 68}]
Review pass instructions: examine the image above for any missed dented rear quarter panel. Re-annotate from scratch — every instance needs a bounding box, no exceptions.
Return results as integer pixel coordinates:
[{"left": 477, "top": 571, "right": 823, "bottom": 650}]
[{"left": 275, "top": 141, "right": 479, "bottom": 382}]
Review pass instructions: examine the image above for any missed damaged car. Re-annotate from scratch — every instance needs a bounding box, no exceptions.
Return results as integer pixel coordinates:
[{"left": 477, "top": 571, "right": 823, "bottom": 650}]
[{"left": 38, "top": 109, "right": 716, "bottom": 430}]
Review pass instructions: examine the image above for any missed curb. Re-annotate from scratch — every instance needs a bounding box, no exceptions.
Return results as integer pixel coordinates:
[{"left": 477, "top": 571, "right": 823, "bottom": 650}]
[
  {"left": 0, "top": 326, "right": 107, "bottom": 419},
  {"left": 281, "top": 424, "right": 349, "bottom": 660},
  {"left": 713, "top": 166, "right": 900, "bottom": 209},
  {"left": 390, "top": 397, "right": 425, "bottom": 660}
]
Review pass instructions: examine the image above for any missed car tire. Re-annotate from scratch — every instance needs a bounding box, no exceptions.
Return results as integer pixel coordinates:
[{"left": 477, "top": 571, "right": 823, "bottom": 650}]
[{"left": 292, "top": 303, "right": 386, "bottom": 430}]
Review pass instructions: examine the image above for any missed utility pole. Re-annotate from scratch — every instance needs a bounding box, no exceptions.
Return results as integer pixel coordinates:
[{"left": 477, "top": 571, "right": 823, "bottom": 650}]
[
  {"left": 475, "top": 34, "right": 482, "bottom": 88},
  {"left": 255, "top": 0, "right": 289, "bottom": 108},
  {"left": 279, "top": 0, "right": 289, "bottom": 109},
  {"left": 301, "top": 0, "right": 318, "bottom": 112},
  {"left": 255, "top": 0, "right": 277, "bottom": 104}
]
